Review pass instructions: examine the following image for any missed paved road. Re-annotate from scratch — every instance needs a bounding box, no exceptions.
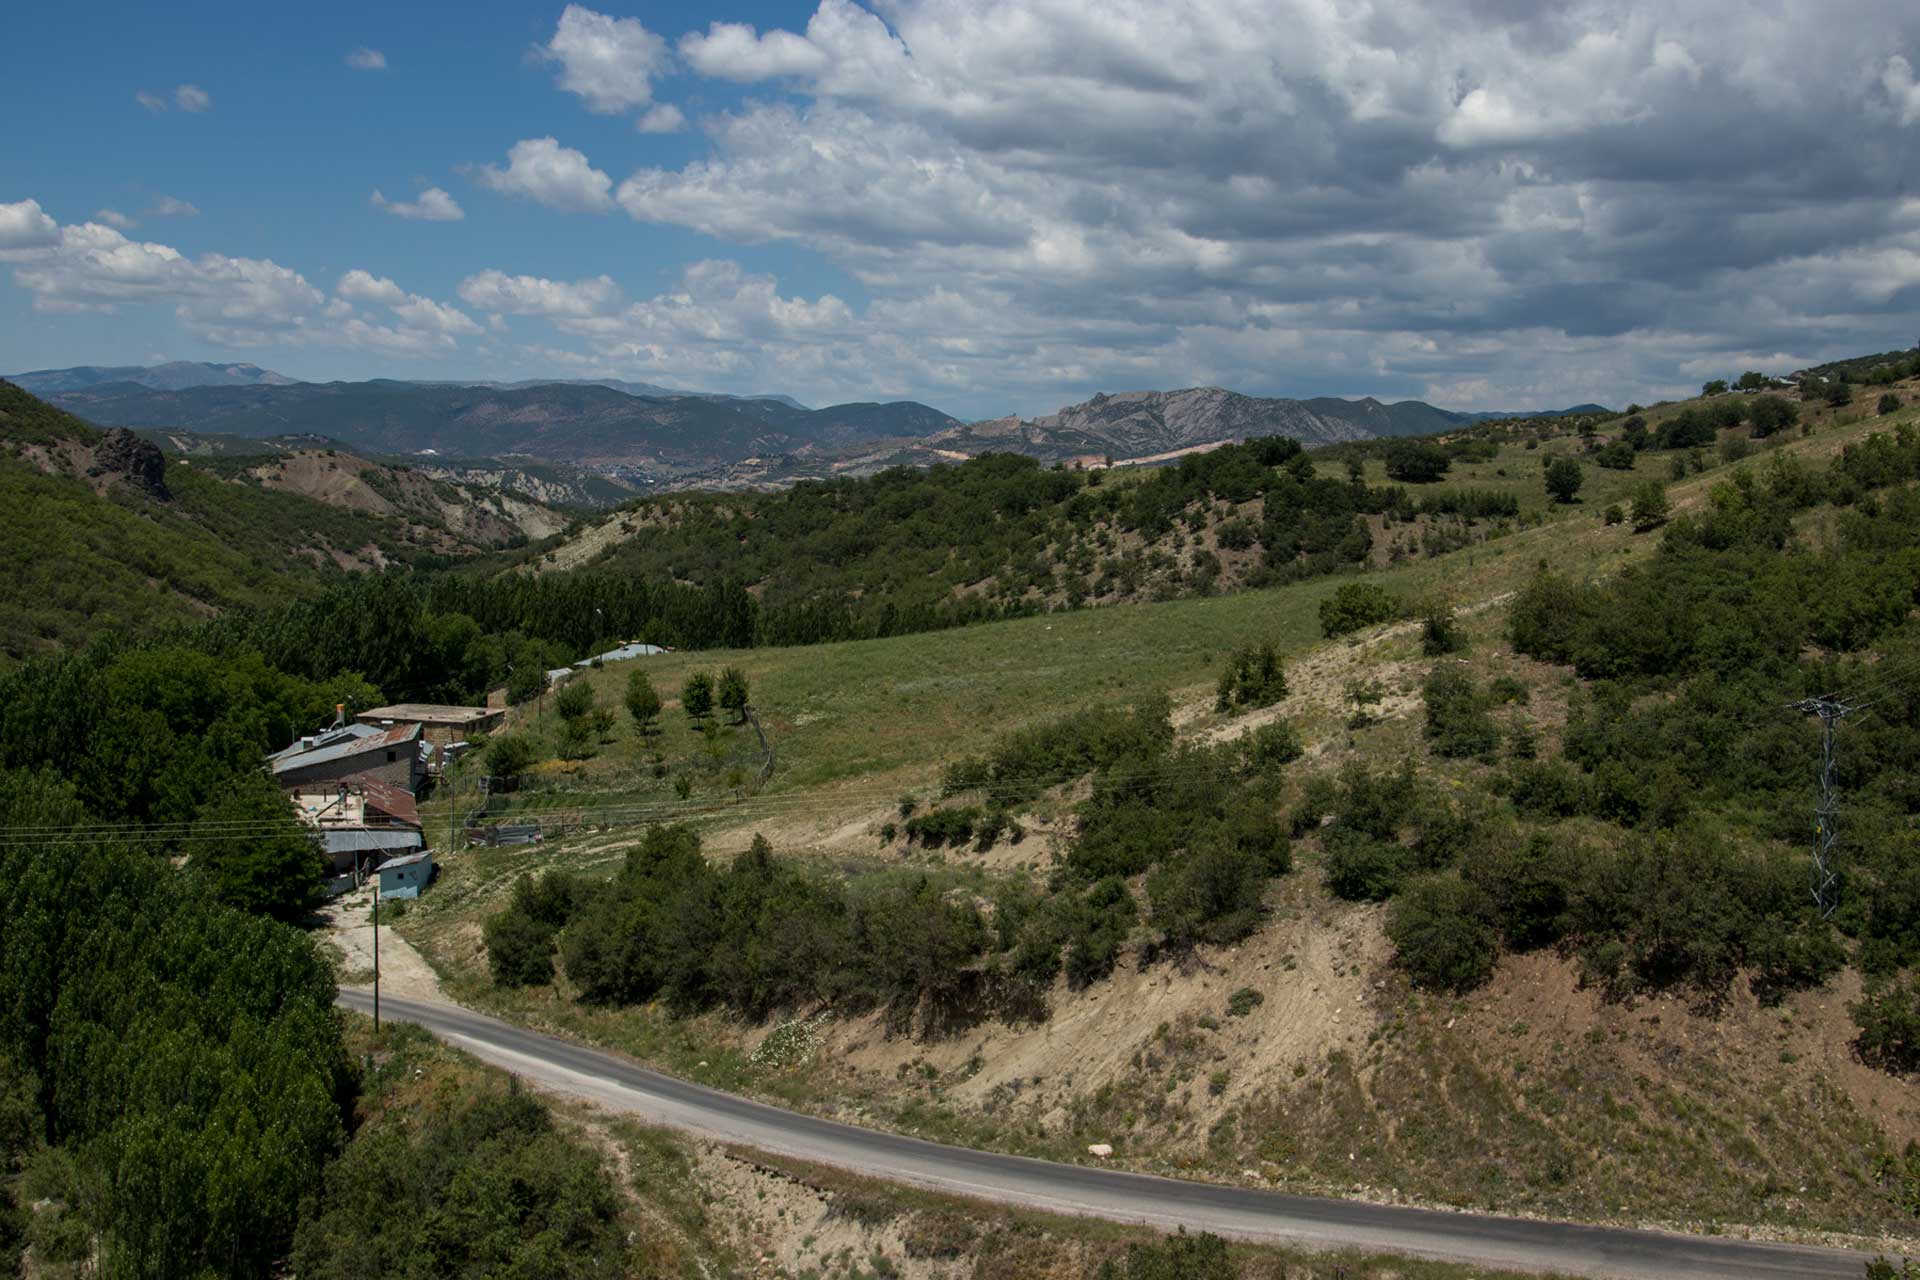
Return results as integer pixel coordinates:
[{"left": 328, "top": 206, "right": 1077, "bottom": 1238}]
[{"left": 339, "top": 989, "right": 1872, "bottom": 1280}]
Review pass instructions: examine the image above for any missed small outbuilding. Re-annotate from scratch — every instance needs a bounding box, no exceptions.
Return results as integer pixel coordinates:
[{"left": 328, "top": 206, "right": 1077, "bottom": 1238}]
[{"left": 377, "top": 850, "right": 434, "bottom": 900}]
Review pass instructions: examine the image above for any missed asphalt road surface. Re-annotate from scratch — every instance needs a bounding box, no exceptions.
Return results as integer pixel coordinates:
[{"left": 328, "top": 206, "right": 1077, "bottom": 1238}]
[{"left": 338, "top": 989, "right": 1874, "bottom": 1280}]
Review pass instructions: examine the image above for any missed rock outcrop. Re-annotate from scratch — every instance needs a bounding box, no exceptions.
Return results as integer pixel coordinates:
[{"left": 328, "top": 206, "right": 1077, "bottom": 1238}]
[{"left": 87, "top": 427, "right": 171, "bottom": 500}]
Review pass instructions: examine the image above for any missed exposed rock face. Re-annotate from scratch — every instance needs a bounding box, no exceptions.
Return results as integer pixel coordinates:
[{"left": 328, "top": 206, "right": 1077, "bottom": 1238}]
[{"left": 88, "top": 428, "right": 171, "bottom": 500}]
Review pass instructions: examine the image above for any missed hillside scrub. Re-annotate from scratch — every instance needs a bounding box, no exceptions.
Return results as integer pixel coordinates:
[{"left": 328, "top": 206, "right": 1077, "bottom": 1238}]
[
  {"left": 493, "top": 703, "right": 1305, "bottom": 1028},
  {"left": 1318, "top": 581, "right": 1399, "bottom": 636}
]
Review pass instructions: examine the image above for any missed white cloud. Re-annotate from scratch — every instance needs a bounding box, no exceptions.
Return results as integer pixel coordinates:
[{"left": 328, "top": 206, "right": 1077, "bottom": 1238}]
[
  {"left": 476, "top": 137, "right": 613, "bottom": 212},
  {"left": 457, "top": 269, "right": 625, "bottom": 318},
  {"left": 135, "top": 90, "right": 167, "bottom": 113},
  {"left": 679, "top": 21, "right": 830, "bottom": 81},
  {"left": 336, "top": 268, "right": 407, "bottom": 307},
  {"left": 543, "top": 4, "right": 668, "bottom": 113},
  {"left": 1887, "top": 55, "right": 1920, "bottom": 127},
  {"left": 338, "top": 269, "right": 480, "bottom": 336},
  {"left": 0, "top": 200, "right": 61, "bottom": 250},
  {"left": 0, "top": 205, "right": 477, "bottom": 357},
  {"left": 174, "top": 84, "right": 211, "bottom": 112},
  {"left": 94, "top": 208, "right": 137, "bottom": 230},
  {"left": 636, "top": 103, "right": 686, "bottom": 134},
  {"left": 346, "top": 47, "right": 387, "bottom": 71},
  {"left": 371, "top": 186, "right": 465, "bottom": 222},
  {"left": 148, "top": 195, "right": 199, "bottom": 218}
]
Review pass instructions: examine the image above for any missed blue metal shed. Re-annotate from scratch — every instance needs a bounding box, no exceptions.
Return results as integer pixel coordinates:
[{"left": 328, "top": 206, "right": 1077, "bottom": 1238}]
[{"left": 377, "top": 850, "right": 434, "bottom": 900}]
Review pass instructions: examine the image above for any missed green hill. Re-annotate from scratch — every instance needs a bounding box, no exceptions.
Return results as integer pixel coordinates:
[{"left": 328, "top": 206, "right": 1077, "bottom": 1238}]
[{"left": 0, "top": 381, "right": 557, "bottom": 662}]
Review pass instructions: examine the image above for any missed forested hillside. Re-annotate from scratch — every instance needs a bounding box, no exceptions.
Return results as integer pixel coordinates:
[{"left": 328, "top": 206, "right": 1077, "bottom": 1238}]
[{"left": 0, "top": 382, "right": 561, "bottom": 663}]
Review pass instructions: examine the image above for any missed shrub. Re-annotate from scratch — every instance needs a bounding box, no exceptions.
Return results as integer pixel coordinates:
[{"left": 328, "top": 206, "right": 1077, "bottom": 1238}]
[
  {"left": 1603, "top": 504, "right": 1624, "bottom": 526},
  {"left": 1226, "top": 987, "right": 1264, "bottom": 1017},
  {"left": 1748, "top": 394, "right": 1798, "bottom": 438},
  {"left": 1097, "top": 1230, "right": 1235, "bottom": 1280},
  {"left": 1214, "top": 642, "right": 1286, "bottom": 711},
  {"left": 1215, "top": 517, "right": 1257, "bottom": 551},
  {"left": 1240, "top": 721, "right": 1303, "bottom": 774},
  {"left": 680, "top": 672, "right": 715, "bottom": 720},
  {"left": 1319, "top": 581, "right": 1399, "bottom": 637},
  {"left": 1147, "top": 836, "right": 1268, "bottom": 949},
  {"left": 557, "top": 716, "right": 596, "bottom": 761},
  {"left": 485, "top": 906, "right": 558, "bottom": 987},
  {"left": 1420, "top": 601, "right": 1464, "bottom": 655},
  {"left": 555, "top": 678, "right": 594, "bottom": 721},
  {"left": 1629, "top": 481, "right": 1669, "bottom": 531},
  {"left": 1384, "top": 440, "right": 1451, "bottom": 483},
  {"left": 1853, "top": 976, "right": 1920, "bottom": 1073},
  {"left": 1422, "top": 666, "right": 1500, "bottom": 758},
  {"left": 904, "top": 806, "right": 982, "bottom": 849},
  {"left": 1882, "top": 392, "right": 1903, "bottom": 416},
  {"left": 1388, "top": 875, "right": 1499, "bottom": 993},
  {"left": 485, "top": 733, "right": 537, "bottom": 779},
  {"left": 1322, "top": 827, "right": 1412, "bottom": 901}
]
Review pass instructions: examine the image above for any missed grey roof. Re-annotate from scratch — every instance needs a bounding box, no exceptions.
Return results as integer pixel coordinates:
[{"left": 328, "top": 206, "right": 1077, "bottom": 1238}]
[
  {"left": 269, "top": 722, "right": 420, "bottom": 776},
  {"left": 320, "top": 830, "right": 423, "bottom": 855},
  {"left": 576, "top": 642, "right": 669, "bottom": 666},
  {"left": 380, "top": 850, "right": 433, "bottom": 870},
  {"left": 267, "top": 723, "right": 377, "bottom": 764}
]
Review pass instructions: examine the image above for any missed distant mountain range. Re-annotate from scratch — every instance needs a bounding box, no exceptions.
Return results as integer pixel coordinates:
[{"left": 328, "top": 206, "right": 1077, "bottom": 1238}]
[
  {"left": 9, "top": 360, "right": 299, "bottom": 394},
  {"left": 9, "top": 362, "right": 1607, "bottom": 488}
]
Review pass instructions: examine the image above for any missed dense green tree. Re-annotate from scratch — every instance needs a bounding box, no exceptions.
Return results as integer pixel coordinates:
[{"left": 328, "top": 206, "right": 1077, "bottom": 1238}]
[
  {"left": 1748, "top": 394, "right": 1799, "bottom": 437},
  {"left": 681, "top": 672, "right": 715, "bottom": 721},
  {"left": 485, "top": 733, "right": 537, "bottom": 780},
  {"left": 1702, "top": 379, "right": 1729, "bottom": 395},
  {"left": 717, "top": 665, "right": 751, "bottom": 723},
  {"left": 1629, "top": 480, "right": 1670, "bottom": 531},
  {"left": 554, "top": 678, "right": 594, "bottom": 721},
  {"left": 1388, "top": 875, "right": 1500, "bottom": 992},
  {"left": 1545, "top": 457, "right": 1584, "bottom": 503},
  {"left": 624, "top": 669, "right": 661, "bottom": 734},
  {"left": 190, "top": 768, "right": 327, "bottom": 920}
]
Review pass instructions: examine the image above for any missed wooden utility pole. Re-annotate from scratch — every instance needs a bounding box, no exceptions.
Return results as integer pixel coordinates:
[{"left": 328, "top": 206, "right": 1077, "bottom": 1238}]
[{"left": 373, "top": 874, "right": 381, "bottom": 1032}]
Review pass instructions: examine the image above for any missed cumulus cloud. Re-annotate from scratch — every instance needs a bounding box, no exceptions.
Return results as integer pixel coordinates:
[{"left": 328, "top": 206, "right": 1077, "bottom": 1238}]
[
  {"left": 173, "top": 84, "right": 211, "bottom": 112},
  {"left": 543, "top": 4, "right": 669, "bottom": 113},
  {"left": 148, "top": 195, "right": 199, "bottom": 218},
  {"left": 371, "top": 186, "right": 465, "bottom": 221},
  {"left": 636, "top": 104, "right": 686, "bottom": 133},
  {"left": 0, "top": 200, "right": 61, "bottom": 250},
  {"left": 679, "top": 21, "right": 830, "bottom": 81},
  {"left": 337, "top": 270, "right": 481, "bottom": 336},
  {"left": 457, "top": 269, "right": 625, "bottom": 318},
  {"left": 346, "top": 47, "right": 387, "bottom": 71},
  {"left": 0, "top": 204, "right": 477, "bottom": 357},
  {"left": 476, "top": 137, "right": 613, "bottom": 212},
  {"left": 558, "top": 0, "right": 1920, "bottom": 412}
]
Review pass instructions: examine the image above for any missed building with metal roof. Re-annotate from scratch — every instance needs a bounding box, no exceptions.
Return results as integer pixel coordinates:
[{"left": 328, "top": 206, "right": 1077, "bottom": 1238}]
[{"left": 270, "top": 721, "right": 424, "bottom": 793}]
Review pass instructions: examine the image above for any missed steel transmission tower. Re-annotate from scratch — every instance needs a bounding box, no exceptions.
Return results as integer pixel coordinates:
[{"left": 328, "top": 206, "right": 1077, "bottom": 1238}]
[{"left": 1789, "top": 695, "right": 1853, "bottom": 917}]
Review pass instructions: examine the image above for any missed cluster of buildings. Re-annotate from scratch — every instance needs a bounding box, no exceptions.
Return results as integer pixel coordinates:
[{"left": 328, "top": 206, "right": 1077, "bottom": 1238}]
[{"left": 267, "top": 701, "right": 506, "bottom": 898}]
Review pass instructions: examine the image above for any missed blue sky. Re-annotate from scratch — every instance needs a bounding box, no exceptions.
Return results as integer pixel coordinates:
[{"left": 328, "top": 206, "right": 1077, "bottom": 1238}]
[{"left": 4, "top": 1, "right": 1919, "bottom": 418}]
